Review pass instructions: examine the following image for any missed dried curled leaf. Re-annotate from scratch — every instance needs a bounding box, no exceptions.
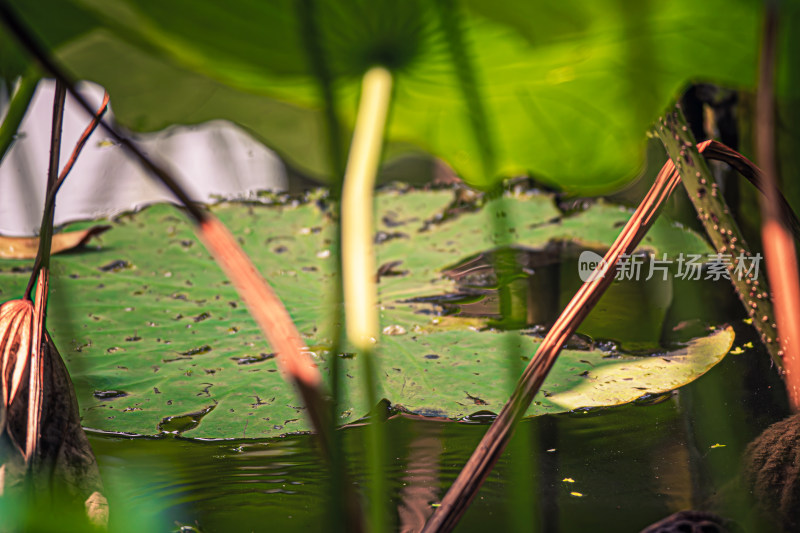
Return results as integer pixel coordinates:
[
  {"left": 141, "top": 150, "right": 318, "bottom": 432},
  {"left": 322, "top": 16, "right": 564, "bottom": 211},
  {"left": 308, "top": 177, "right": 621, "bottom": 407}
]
[
  {"left": 1, "top": 329, "right": 105, "bottom": 525},
  {"left": 0, "top": 299, "right": 33, "bottom": 409},
  {"left": 0, "top": 226, "right": 110, "bottom": 259}
]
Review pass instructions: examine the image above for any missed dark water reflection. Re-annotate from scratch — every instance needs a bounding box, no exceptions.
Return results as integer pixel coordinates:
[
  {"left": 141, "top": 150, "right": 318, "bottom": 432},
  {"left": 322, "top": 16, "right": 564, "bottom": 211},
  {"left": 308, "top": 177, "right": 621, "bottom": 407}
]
[{"left": 408, "top": 243, "right": 747, "bottom": 354}]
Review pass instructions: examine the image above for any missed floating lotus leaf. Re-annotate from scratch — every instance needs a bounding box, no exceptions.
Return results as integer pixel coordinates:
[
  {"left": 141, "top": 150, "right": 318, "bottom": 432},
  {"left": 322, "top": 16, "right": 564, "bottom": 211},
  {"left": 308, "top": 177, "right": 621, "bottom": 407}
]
[{"left": 0, "top": 189, "right": 730, "bottom": 438}]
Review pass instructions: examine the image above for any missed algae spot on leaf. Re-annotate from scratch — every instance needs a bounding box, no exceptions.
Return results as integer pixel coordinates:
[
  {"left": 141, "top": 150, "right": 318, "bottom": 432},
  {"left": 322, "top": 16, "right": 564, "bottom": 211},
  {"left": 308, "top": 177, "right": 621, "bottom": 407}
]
[
  {"left": 464, "top": 392, "right": 488, "bottom": 405},
  {"left": 193, "top": 312, "right": 211, "bottom": 322},
  {"left": 181, "top": 345, "right": 212, "bottom": 356},
  {"left": 98, "top": 260, "right": 131, "bottom": 272}
]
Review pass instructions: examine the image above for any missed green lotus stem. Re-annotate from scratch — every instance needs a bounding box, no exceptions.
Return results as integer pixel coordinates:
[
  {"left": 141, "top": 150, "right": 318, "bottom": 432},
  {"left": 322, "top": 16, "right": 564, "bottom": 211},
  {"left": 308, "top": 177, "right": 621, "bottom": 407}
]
[
  {"left": 341, "top": 66, "right": 393, "bottom": 533},
  {"left": 341, "top": 67, "right": 393, "bottom": 349},
  {"left": 0, "top": 68, "right": 38, "bottom": 165},
  {"left": 656, "top": 108, "right": 783, "bottom": 371}
]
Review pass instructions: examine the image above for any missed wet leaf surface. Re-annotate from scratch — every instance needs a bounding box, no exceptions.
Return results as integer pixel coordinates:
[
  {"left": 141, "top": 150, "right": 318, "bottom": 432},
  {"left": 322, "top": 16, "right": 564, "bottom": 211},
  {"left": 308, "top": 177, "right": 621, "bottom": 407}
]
[{"left": 0, "top": 189, "right": 728, "bottom": 438}]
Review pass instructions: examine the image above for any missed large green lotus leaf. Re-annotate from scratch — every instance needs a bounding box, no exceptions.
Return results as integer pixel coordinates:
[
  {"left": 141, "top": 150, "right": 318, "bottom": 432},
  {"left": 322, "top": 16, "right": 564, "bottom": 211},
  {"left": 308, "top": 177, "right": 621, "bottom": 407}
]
[
  {"left": 0, "top": 190, "right": 724, "bottom": 438},
  {"left": 6, "top": 0, "right": 760, "bottom": 193}
]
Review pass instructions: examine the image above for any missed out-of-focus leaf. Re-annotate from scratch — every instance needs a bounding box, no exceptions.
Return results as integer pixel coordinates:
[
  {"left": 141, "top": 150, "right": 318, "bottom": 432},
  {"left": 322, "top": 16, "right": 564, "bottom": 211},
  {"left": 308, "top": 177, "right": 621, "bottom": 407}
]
[
  {"left": 0, "top": 0, "right": 102, "bottom": 83},
  {"left": 0, "top": 189, "right": 727, "bottom": 438},
  {"left": 6, "top": 0, "right": 763, "bottom": 193},
  {"left": 0, "top": 226, "right": 109, "bottom": 259}
]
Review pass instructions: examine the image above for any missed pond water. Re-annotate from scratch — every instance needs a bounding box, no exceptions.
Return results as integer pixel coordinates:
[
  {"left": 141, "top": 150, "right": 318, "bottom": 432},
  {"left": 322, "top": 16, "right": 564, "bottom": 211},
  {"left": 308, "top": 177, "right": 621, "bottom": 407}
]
[{"left": 82, "top": 248, "right": 790, "bottom": 532}]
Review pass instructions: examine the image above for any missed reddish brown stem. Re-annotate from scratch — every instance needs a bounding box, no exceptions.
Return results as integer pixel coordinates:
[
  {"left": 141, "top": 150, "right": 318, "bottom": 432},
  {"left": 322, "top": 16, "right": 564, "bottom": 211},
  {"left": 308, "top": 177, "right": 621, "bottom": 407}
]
[
  {"left": 51, "top": 92, "right": 110, "bottom": 198},
  {"left": 756, "top": 4, "right": 800, "bottom": 410},
  {"left": 25, "top": 271, "right": 47, "bottom": 461}
]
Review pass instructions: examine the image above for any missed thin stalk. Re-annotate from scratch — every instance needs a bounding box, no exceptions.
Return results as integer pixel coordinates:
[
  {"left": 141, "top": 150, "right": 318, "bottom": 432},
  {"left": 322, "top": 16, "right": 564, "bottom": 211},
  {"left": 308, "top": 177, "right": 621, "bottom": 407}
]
[
  {"left": 295, "top": 4, "right": 354, "bottom": 527},
  {"left": 362, "top": 346, "right": 387, "bottom": 533},
  {"left": 422, "top": 142, "right": 696, "bottom": 533},
  {"left": 0, "top": 67, "right": 38, "bottom": 164},
  {"left": 35, "top": 80, "right": 65, "bottom": 269},
  {"left": 656, "top": 108, "right": 783, "bottom": 371},
  {"left": 24, "top": 79, "right": 65, "bottom": 461},
  {"left": 48, "top": 92, "right": 109, "bottom": 197},
  {"left": 436, "top": 1, "right": 534, "bottom": 526},
  {"left": 25, "top": 91, "right": 109, "bottom": 298},
  {"left": 341, "top": 67, "right": 392, "bottom": 349},
  {"left": 341, "top": 66, "right": 393, "bottom": 533},
  {"left": 756, "top": 1, "right": 800, "bottom": 410},
  {"left": 486, "top": 191, "right": 537, "bottom": 532}
]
